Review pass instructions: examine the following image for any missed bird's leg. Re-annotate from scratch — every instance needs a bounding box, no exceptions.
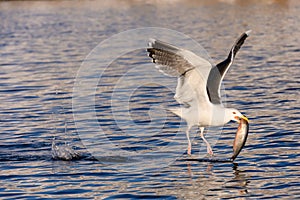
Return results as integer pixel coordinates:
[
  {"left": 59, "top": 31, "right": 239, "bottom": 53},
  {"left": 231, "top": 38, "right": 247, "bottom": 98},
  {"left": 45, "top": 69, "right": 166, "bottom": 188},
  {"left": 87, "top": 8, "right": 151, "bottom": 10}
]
[
  {"left": 186, "top": 127, "right": 192, "bottom": 156},
  {"left": 199, "top": 127, "right": 213, "bottom": 156}
]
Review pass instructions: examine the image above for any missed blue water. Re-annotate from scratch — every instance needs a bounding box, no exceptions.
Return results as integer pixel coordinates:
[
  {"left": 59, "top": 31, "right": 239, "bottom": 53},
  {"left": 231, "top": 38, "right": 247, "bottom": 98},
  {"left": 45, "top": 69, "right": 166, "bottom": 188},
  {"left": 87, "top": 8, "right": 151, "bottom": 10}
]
[{"left": 0, "top": 0, "right": 299, "bottom": 199}]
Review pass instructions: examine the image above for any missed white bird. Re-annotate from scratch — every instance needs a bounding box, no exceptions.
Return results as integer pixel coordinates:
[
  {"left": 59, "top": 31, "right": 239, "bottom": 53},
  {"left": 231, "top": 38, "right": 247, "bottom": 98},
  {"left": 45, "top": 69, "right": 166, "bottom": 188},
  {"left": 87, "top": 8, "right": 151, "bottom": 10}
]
[{"left": 147, "top": 31, "right": 250, "bottom": 156}]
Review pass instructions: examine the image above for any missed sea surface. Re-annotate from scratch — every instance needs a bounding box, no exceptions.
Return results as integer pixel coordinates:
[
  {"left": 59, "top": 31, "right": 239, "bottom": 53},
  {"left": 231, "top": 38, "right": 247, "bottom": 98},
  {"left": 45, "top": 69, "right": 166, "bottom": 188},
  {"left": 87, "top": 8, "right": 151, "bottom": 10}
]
[{"left": 0, "top": 0, "right": 299, "bottom": 199}]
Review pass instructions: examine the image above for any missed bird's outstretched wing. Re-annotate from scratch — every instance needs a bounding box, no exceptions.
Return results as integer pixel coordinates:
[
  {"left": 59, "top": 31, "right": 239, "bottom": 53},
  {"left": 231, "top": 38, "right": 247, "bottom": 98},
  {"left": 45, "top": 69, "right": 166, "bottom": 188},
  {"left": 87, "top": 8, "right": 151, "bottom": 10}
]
[
  {"left": 207, "top": 30, "right": 251, "bottom": 104},
  {"left": 147, "top": 39, "right": 213, "bottom": 106}
]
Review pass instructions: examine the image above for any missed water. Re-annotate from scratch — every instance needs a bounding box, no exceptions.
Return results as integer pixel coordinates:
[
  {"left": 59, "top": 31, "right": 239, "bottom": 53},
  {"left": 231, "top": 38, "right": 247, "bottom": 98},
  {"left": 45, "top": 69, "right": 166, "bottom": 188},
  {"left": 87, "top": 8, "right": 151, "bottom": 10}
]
[{"left": 0, "top": 0, "right": 299, "bottom": 199}]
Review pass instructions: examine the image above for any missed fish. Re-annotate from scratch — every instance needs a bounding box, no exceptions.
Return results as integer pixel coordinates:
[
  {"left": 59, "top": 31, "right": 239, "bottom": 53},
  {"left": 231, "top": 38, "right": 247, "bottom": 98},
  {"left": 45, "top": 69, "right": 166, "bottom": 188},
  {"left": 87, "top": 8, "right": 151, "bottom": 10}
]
[{"left": 231, "top": 118, "right": 249, "bottom": 161}]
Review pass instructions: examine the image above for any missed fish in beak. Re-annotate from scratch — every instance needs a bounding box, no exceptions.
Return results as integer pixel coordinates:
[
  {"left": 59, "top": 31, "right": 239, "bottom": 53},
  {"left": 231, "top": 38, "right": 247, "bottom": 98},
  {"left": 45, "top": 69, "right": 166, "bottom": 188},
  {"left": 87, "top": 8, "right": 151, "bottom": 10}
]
[
  {"left": 231, "top": 117, "right": 249, "bottom": 161},
  {"left": 234, "top": 115, "right": 249, "bottom": 123}
]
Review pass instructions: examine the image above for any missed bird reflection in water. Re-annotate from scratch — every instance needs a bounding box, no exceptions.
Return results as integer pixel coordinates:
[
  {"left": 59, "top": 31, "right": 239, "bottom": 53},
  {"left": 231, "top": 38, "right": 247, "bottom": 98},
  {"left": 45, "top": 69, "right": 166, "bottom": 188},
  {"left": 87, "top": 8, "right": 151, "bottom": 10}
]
[{"left": 185, "top": 161, "right": 249, "bottom": 198}]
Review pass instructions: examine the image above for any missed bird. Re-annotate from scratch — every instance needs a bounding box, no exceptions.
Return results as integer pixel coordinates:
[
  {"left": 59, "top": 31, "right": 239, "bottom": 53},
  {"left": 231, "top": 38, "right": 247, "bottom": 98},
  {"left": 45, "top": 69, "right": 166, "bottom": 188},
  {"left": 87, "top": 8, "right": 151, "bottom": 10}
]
[{"left": 147, "top": 30, "right": 250, "bottom": 156}]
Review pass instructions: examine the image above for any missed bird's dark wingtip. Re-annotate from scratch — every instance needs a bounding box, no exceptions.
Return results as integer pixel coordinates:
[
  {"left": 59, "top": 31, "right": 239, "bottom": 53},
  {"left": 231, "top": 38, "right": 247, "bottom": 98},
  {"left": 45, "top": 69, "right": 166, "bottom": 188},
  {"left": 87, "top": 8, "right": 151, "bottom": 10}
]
[
  {"left": 146, "top": 48, "right": 156, "bottom": 63},
  {"left": 245, "top": 30, "right": 252, "bottom": 36},
  {"left": 147, "top": 48, "right": 154, "bottom": 56}
]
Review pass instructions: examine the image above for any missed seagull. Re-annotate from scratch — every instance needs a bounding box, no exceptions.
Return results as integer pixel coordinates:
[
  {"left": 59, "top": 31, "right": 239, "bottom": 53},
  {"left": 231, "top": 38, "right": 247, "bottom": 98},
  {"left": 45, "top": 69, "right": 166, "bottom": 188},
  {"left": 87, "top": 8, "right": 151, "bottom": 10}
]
[{"left": 147, "top": 31, "right": 250, "bottom": 156}]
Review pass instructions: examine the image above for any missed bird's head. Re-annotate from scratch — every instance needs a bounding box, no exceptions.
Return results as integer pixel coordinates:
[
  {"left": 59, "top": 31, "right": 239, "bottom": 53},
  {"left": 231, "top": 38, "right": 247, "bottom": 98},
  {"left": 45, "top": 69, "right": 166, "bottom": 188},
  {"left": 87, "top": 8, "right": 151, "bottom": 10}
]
[{"left": 227, "top": 108, "right": 249, "bottom": 123}]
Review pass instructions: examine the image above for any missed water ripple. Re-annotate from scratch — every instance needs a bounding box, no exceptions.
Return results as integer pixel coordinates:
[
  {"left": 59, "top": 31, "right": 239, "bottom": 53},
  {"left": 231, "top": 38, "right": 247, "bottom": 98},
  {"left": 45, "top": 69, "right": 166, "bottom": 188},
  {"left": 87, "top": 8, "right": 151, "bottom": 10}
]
[{"left": 1, "top": 0, "right": 300, "bottom": 199}]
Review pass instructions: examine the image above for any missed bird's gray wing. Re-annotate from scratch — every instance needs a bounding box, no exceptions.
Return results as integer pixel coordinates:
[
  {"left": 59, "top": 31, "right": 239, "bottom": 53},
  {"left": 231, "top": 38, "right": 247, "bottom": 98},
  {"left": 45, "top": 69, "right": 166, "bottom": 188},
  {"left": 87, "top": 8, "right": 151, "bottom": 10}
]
[
  {"left": 147, "top": 39, "right": 213, "bottom": 106},
  {"left": 147, "top": 39, "right": 196, "bottom": 77},
  {"left": 206, "top": 30, "right": 251, "bottom": 104}
]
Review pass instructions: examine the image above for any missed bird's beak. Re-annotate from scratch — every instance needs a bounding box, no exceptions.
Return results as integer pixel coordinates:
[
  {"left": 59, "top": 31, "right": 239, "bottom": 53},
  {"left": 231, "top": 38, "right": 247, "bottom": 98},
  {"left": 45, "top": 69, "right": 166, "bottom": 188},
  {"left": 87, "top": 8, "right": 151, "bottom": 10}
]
[
  {"left": 241, "top": 115, "right": 249, "bottom": 122},
  {"left": 234, "top": 115, "right": 249, "bottom": 123}
]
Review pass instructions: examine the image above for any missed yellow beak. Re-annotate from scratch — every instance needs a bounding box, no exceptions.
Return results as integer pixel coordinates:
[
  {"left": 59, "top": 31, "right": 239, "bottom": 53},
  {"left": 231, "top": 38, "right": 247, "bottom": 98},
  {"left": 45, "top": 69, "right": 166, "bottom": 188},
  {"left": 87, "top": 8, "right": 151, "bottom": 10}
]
[{"left": 241, "top": 115, "right": 249, "bottom": 123}]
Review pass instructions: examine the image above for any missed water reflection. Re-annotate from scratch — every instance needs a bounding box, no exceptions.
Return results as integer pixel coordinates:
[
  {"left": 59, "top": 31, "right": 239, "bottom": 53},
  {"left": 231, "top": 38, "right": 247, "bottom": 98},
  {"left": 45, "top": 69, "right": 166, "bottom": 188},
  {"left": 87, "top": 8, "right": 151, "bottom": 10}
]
[
  {"left": 230, "top": 165, "right": 249, "bottom": 196},
  {"left": 180, "top": 161, "right": 250, "bottom": 199}
]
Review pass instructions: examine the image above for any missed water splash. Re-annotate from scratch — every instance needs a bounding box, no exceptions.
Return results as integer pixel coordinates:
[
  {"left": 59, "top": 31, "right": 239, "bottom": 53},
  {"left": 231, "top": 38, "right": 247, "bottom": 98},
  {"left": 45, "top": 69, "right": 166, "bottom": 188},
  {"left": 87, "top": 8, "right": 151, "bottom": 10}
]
[{"left": 51, "top": 137, "right": 80, "bottom": 161}]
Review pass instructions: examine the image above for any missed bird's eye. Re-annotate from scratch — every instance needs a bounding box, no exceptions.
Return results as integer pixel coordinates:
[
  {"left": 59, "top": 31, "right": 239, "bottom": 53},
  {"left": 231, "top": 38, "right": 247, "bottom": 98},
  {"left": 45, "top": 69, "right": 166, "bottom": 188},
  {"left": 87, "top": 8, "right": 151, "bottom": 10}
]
[{"left": 233, "top": 112, "right": 236, "bottom": 114}]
